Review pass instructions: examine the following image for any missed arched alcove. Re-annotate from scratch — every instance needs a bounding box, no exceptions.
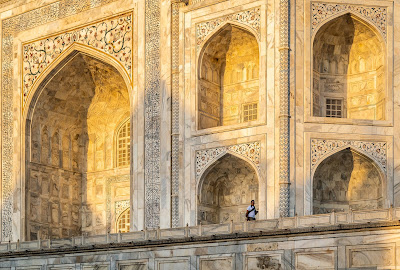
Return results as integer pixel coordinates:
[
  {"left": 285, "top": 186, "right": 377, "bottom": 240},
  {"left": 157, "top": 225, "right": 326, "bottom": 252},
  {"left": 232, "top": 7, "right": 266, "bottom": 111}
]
[
  {"left": 25, "top": 52, "right": 131, "bottom": 240},
  {"left": 198, "top": 24, "right": 260, "bottom": 129},
  {"left": 198, "top": 154, "right": 259, "bottom": 224},
  {"left": 312, "top": 14, "right": 386, "bottom": 120},
  {"left": 313, "top": 148, "right": 384, "bottom": 214}
]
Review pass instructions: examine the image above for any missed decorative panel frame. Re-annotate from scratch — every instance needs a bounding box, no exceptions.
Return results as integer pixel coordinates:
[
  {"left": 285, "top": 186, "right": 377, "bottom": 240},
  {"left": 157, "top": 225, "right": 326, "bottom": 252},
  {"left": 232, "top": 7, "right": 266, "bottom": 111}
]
[
  {"left": 303, "top": 0, "right": 394, "bottom": 126},
  {"left": 197, "top": 254, "right": 235, "bottom": 270},
  {"left": 155, "top": 257, "right": 190, "bottom": 270},
  {"left": 294, "top": 247, "right": 337, "bottom": 270},
  {"left": 190, "top": 134, "right": 268, "bottom": 222},
  {"left": 303, "top": 132, "right": 393, "bottom": 216},
  {"left": 117, "top": 259, "right": 149, "bottom": 270},
  {"left": 181, "top": 0, "right": 274, "bottom": 225},
  {"left": 1, "top": 0, "right": 137, "bottom": 241},
  {"left": 346, "top": 243, "right": 396, "bottom": 269},
  {"left": 243, "top": 251, "right": 284, "bottom": 270},
  {"left": 183, "top": 1, "right": 268, "bottom": 137}
]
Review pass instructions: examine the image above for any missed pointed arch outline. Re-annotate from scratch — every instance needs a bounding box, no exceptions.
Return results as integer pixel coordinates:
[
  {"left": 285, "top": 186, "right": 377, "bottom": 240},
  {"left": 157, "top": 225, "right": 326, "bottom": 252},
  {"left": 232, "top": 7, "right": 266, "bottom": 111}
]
[
  {"left": 196, "top": 22, "right": 262, "bottom": 130},
  {"left": 311, "top": 12, "right": 387, "bottom": 120},
  {"left": 197, "top": 21, "right": 261, "bottom": 56},
  {"left": 21, "top": 43, "right": 134, "bottom": 240},
  {"left": 311, "top": 146, "right": 387, "bottom": 214},
  {"left": 311, "top": 11, "right": 386, "bottom": 44},
  {"left": 23, "top": 42, "right": 133, "bottom": 120},
  {"left": 197, "top": 21, "right": 261, "bottom": 72},
  {"left": 311, "top": 144, "right": 387, "bottom": 180},
  {"left": 196, "top": 143, "right": 261, "bottom": 183},
  {"left": 196, "top": 152, "right": 261, "bottom": 224},
  {"left": 115, "top": 207, "right": 131, "bottom": 233},
  {"left": 196, "top": 151, "right": 261, "bottom": 202}
]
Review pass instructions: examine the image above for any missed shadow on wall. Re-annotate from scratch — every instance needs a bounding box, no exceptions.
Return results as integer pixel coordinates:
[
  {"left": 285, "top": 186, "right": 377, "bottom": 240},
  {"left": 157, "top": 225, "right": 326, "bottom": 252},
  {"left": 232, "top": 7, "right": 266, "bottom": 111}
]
[{"left": 313, "top": 148, "right": 383, "bottom": 214}]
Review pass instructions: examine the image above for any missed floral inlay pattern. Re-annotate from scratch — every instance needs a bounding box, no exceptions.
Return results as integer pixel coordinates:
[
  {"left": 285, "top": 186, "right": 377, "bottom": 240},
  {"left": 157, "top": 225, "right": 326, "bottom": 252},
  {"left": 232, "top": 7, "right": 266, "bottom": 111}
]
[
  {"left": 115, "top": 200, "right": 130, "bottom": 218},
  {"left": 196, "top": 141, "right": 261, "bottom": 178},
  {"left": 22, "top": 13, "right": 132, "bottom": 109},
  {"left": 311, "top": 2, "right": 387, "bottom": 39},
  {"left": 311, "top": 139, "right": 387, "bottom": 172},
  {"left": 196, "top": 7, "right": 261, "bottom": 47}
]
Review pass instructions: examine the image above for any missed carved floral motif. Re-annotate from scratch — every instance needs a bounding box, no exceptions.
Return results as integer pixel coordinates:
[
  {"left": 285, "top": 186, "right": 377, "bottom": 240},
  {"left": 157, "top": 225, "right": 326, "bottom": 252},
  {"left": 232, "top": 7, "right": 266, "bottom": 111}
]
[
  {"left": 196, "top": 142, "right": 261, "bottom": 178},
  {"left": 311, "top": 139, "right": 387, "bottom": 172},
  {"left": 311, "top": 2, "right": 387, "bottom": 39},
  {"left": 196, "top": 7, "right": 261, "bottom": 47},
  {"left": 115, "top": 200, "right": 130, "bottom": 218},
  {"left": 22, "top": 13, "right": 132, "bottom": 109}
]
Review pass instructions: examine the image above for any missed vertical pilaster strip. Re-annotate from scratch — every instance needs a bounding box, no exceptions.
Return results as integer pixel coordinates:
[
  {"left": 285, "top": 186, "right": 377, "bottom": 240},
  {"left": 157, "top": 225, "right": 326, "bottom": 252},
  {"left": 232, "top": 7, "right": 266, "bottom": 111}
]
[
  {"left": 145, "top": 0, "right": 161, "bottom": 228},
  {"left": 279, "top": 0, "right": 291, "bottom": 217},
  {"left": 144, "top": 0, "right": 161, "bottom": 228},
  {"left": 171, "top": 1, "right": 182, "bottom": 228}
]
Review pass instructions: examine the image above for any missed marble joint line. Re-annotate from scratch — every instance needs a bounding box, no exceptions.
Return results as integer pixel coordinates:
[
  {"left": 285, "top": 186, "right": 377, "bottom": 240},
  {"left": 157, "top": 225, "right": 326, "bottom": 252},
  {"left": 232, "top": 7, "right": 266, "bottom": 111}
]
[
  {"left": 311, "top": 139, "right": 387, "bottom": 173},
  {"left": 1, "top": 0, "right": 119, "bottom": 241},
  {"left": 279, "top": 0, "right": 291, "bottom": 218},
  {"left": 22, "top": 13, "right": 133, "bottom": 110},
  {"left": 195, "top": 7, "right": 261, "bottom": 49},
  {"left": 144, "top": 0, "right": 161, "bottom": 229},
  {"left": 311, "top": 2, "right": 387, "bottom": 40},
  {"left": 195, "top": 141, "right": 261, "bottom": 179}
]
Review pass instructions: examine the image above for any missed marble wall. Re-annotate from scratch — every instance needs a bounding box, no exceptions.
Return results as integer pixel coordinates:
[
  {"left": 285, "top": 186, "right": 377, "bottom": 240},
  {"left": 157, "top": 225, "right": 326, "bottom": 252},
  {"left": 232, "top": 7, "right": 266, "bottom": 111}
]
[{"left": 0, "top": 0, "right": 398, "bottom": 246}]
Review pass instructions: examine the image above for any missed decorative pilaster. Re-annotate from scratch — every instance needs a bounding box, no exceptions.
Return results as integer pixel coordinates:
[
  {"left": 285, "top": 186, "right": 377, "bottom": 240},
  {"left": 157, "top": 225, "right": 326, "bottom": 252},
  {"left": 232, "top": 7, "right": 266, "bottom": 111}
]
[
  {"left": 145, "top": 0, "right": 162, "bottom": 229},
  {"left": 171, "top": 0, "right": 186, "bottom": 228},
  {"left": 279, "top": 0, "right": 291, "bottom": 217}
]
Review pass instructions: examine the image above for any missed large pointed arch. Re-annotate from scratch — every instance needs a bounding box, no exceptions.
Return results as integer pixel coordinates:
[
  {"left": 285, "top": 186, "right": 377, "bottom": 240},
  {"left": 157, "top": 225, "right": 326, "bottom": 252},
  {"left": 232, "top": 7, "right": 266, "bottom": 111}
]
[
  {"left": 311, "top": 11, "right": 386, "bottom": 44},
  {"left": 312, "top": 147, "right": 386, "bottom": 214},
  {"left": 197, "top": 22, "right": 261, "bottom": 130},
  {"left": 311, "top": 12, "right": 387, "bottom": 120},
  {"left": 22, "top": 44, "right": 133, "bottom": 240},
  {"left": 197, "top": 153, "right": 260, "bottom": 224},
  {"left": 24, "top": 42, "right": 132, "bottom": 121}
]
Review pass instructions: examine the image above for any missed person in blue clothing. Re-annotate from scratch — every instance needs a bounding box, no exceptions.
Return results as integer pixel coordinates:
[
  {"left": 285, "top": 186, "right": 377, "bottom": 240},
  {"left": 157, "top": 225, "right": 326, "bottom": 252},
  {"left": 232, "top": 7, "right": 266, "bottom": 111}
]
[{"left": 246, "top": 200, "right": 258, "bottom": 221}]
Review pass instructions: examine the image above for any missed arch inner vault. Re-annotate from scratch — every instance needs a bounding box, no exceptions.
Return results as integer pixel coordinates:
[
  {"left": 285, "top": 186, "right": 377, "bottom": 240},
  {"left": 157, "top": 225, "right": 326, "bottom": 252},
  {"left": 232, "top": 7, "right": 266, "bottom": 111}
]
[{"left": 25, "top": 52, "right": 131, "bottom": 240}]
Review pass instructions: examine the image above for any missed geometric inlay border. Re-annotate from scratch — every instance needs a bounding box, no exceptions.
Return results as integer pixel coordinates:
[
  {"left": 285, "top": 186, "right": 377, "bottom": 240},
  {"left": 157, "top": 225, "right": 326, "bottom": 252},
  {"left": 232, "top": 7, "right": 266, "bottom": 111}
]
[
  {"left": 311, "top": 139, "right": 387, "bottom": 172},
  {"left": 196, "top": 7, "right": 261, "bottom": 48},
  {"left": 311, "top": 2, "right": 387, "bottom": 40},
  {"left": 196, "top": 141, "right": 261, "bottom": 178}
]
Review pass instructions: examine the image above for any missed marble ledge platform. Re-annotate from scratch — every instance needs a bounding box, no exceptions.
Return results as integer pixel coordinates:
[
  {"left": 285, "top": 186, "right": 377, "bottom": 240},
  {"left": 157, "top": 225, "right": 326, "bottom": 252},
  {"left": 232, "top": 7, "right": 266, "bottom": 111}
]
[{"left": 2, "top": 207, "right": 400, "bottom": 257}]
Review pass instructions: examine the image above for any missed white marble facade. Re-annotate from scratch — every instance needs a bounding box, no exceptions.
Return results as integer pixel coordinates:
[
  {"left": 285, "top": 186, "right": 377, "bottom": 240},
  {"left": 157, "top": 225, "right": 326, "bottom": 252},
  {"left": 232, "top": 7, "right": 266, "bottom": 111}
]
[{"left": 0, "top": 0, "right": 399, "bottom": 266}]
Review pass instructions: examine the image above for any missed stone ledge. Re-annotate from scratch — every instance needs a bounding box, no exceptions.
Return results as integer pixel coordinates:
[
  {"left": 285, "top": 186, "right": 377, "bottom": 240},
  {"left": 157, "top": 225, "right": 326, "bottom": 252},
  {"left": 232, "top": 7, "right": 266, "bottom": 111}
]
[{"left": 1, "top": 220, "right": 400, "bottom": 258}]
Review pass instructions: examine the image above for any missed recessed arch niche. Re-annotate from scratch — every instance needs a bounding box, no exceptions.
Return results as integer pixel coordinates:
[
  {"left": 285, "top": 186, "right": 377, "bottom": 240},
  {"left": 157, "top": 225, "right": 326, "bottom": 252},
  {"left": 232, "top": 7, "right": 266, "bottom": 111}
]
[
  {"left": 312, "top": 13, "right": 386, "bottom": 120},
  {"left": 198, "top": 154, "right": 259, "bottom": 224},
  {"left": 313, "top": 148, "right": 384, "bottom": 214},
  {"left": 25, "top": 51, "right": 131, "bottom": 240},
  {"left": 198, "top": 24, "right": 260, "bottom": 130}
]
